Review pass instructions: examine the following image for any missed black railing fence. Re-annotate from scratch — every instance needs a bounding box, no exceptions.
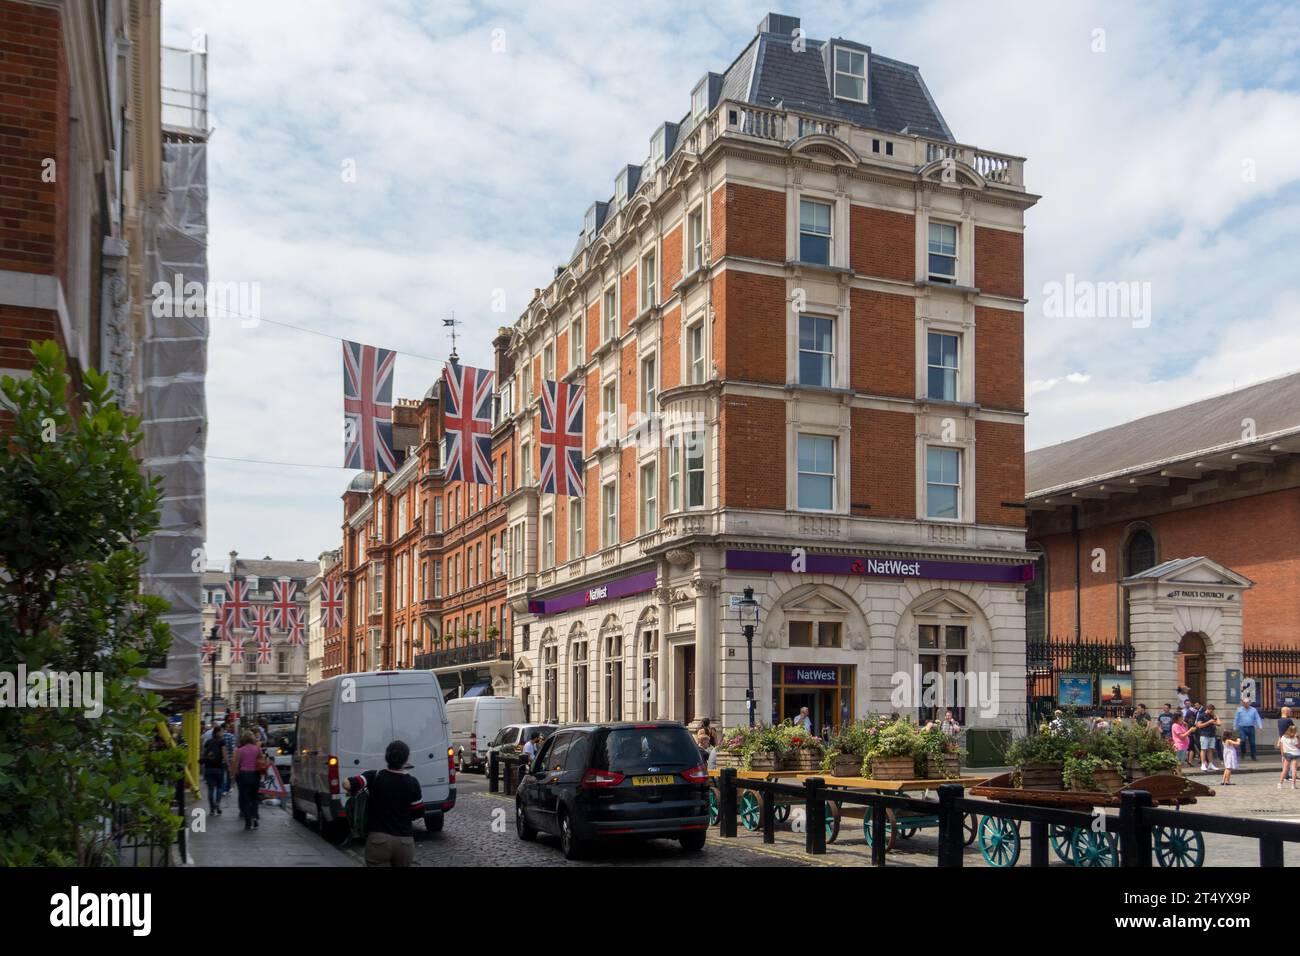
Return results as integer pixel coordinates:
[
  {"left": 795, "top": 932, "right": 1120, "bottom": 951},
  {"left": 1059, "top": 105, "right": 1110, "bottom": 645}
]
[
  {"left": 712, "top": 769, "right": 1300, "bottom": 867},
  {"left": 1243, "top": 644, "right": 1300, "bottom": 716},
  {"left": 1026, "top": 638, "right": 1134, "bottom": 730}
]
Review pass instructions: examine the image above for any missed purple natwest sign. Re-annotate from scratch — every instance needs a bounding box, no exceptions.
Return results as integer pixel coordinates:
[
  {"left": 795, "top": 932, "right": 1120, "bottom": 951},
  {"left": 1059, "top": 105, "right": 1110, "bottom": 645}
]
[
  {"left": 528, "top": 569, "right": 658, "bottom": 617},
  {"left": 726, "top": 549, "right": 1033, "bottom": 584}
]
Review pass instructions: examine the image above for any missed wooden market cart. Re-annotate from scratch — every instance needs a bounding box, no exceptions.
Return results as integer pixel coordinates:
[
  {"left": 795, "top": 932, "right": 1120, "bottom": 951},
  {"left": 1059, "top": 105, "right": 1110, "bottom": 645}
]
[
  {"left": 969, "top": 772, "right": 1215, "bottom": 867},
  {"left": 814, "top": 774, "right": 989, "bottom": 849}
]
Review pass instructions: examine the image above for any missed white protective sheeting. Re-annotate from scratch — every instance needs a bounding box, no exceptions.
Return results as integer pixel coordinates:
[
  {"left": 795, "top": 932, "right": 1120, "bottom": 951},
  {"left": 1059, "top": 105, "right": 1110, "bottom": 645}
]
[{"left": 138, "top": 140, "right": 208, "bottom": 697}]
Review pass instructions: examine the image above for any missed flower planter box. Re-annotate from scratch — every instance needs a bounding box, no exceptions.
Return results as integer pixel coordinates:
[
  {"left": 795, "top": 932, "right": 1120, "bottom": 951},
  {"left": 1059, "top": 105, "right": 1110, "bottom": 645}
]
[
  {"left": 783, "top": 750, "right": 822, "bottom": 772},
  {"left": 923, "top": 754, "right": 961, "bottom": 779},
  {"left": 1069, "top": 767, "right": 1124, "bottom": 793},
  {"left": 748, "top": 752, "right": 781, "bottom": 772},
  {"left": 831, "top": 754, "right": 864, "bottom": 777},
  {"left": 715, "top": 750, "right": 743, "bottom": 769},
  {"left": 1019, "top": 761, "right": 1064, "bottom": 791},
  {"left": 869, "top": 756, "right": 917, "bottom": 780}
]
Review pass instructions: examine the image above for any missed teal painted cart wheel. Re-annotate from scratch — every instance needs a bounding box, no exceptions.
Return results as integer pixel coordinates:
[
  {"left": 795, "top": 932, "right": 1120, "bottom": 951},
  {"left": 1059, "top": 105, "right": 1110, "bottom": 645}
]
[
  {"left": 978, "top": 815, "right": 1021, "bottom": 867},
  {"left": 707, "top": 787, "right": 719, "bottom": 826},
  {"left": 863, "top": 808, "right": 899, "bottom": 852},
  {"left": 738, "top": 791, "right": 762, "bottom": 831},
  {"left": 825, "top": 801, "right": 841, "bottom": 843},
  {"left": 1050, "top": 824, "right": 1075, "bottom": 863},
  {"left": 1071, "top": 828, "right": 1119, "bottom": 867},
  {"left": 1154, "top": 826, "right": 1205, "bottom": 867}
]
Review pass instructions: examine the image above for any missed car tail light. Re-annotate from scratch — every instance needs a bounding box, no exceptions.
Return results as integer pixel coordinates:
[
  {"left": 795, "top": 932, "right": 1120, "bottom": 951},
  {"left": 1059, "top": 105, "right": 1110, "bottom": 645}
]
[
  {"left": 448, "top": 746, "right": 456, "bottom": 784},
  {"left": 470, "top": 732, "right": 477, "bottom": 752},
  {"left": 581, "top": 768, "right": 626, "bottom": 789},
  {"left": 327, "top": 756, "right": 339, "bottom": 795},
  {"left": 681, "top": 763, "right": 709, "bottom": 784}
]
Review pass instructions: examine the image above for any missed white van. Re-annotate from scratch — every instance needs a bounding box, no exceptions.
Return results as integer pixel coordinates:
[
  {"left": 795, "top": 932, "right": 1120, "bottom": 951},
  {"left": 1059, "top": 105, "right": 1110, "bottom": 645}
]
[
  {"left": 292, "top": 670, "right": 455, "bottom": 836},
  {"left": 445, "top": 695, "right": 526, "bottom": 772}
]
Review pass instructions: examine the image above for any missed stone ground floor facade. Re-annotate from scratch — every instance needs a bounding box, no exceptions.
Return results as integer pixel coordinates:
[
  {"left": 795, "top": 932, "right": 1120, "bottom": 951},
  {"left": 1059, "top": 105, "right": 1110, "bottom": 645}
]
[{"left": 509, "top": 544, "right": 1032, "bottom": 733}]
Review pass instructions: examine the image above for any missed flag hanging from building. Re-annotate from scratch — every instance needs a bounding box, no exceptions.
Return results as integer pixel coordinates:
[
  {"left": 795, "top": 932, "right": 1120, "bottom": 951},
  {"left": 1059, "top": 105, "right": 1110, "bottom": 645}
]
[
  {"left": 224, "top": 578, "right": 250, "bottom": 630},
  {"left": 231, "top": 640, "right": 245, "bottom": 664},
  {"left": 322, "top": 580, "right": 345, "bottom": 629},
  {"left": 539, "top": 379, "right": 585, "bottom": 498},
  {"left": 286, "top": 607, "right": 305, "bottom": 646},
  {"left": 343, "top": 339, "right": 398, "bottom": 473},
  {"left": 256, "top": 639, "right": 272, "bottom": 666},
  {"left": 201, "top": 640, "right": 214, "bottom": 657},
  {"left": 442, "top": 362, "right": 495, "bottom": 485},
  {"left": 270, "top": 579, "right": 297, "bottom": 630},
  {"left": 218, "top": 604, "right": 233, "bottom": 641},
  {"left": 251, "top": 605, "right": 273, "bottom": 643}
]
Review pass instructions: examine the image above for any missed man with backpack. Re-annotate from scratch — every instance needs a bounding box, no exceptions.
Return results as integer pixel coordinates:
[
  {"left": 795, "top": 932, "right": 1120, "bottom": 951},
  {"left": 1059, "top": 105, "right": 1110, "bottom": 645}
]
[
  {"left": 201, "top": 728, "right": 227, "bottom": 814},
  {"left": 343, "top": 739, "right": 424, "bottom": 867}
]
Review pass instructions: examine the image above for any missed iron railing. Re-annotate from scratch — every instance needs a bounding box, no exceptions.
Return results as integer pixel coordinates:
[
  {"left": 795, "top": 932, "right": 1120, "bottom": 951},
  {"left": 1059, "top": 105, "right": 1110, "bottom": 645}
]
[{"left": 1244, "top": 644, "right": 1300, "bottom": 716}]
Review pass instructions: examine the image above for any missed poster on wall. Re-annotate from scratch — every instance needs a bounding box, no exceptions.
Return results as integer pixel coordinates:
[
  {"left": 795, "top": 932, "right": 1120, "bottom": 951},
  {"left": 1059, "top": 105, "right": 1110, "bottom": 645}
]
[
  {"left": 1099, "top": 674, "right": 1133, "bottom": 707},
  {"left": 1057, "top": 673, "right": 1094, "bottom": 708},
  {"left": 1277, "top": 680, "right": 1300, "bottom": 709}
]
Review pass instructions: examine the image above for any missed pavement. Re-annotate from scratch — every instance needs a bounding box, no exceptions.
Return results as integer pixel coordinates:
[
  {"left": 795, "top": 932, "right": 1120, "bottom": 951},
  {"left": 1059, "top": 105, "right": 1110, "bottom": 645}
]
[{"left": 186, "top": 762, "right": 1300, "bottom": 867}]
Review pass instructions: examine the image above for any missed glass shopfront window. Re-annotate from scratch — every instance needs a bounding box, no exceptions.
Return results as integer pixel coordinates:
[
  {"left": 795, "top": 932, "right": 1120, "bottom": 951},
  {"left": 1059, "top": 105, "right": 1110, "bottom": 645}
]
[{"left": 771, "top": 663, "right": 855, "bottom": 735}]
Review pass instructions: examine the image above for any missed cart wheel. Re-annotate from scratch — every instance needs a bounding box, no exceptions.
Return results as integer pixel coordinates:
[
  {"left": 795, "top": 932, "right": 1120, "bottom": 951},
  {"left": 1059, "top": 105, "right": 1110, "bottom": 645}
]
[
  {"left": 863, "top": 808, "right": 898, "bottom": 851},
  {"left": 963, "top": 813, "right": 978, "bottom": 847},
  {"left": 825, "top": 801, "right": 841, "bottom": 844},
  {"left": 775, "top": 803, "right": 791, "bottom": 824},
  {"left": 1049, "top": 824, "right": 1075, "bottom": 863},
  {"left": 978, "top": 815, "right": 1021, "bottom": 867},
  {"left": 738, "top": 791, "right": 762, "bottom": 831},
  {"left": 1154, "top": 826, "right": 1205, "bottom": 867},
  {"left": 707, "top": 786, "right": 719, "bottom": 827},
  {"left": 1070, "top": 828, "right": 1119, "bottom": 867}
]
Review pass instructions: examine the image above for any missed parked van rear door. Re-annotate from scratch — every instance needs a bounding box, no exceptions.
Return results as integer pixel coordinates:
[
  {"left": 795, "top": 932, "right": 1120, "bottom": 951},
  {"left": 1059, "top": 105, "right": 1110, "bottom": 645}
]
[
  {"left": 336, "top": 675, "right": 394, "bottom": 777},
  {"left": 388, "top": 672, "right": 448, "bottom": 808}
]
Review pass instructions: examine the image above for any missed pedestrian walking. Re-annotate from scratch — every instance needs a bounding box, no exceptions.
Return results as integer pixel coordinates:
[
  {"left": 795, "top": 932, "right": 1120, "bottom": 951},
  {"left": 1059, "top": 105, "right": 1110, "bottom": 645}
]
[
  {"left": 229, "top": 731, "right": 265, "bottom": 830},
  {"left": 1183, "top": 700, "right": 1201, "bottom": 763},
  {"left": 1220, "top": 731, "right": 1240, "bottom": 785},
  {"left": 1175, "top": 686, "right": 1189, "bottom": 710},
  {"left": 1171, "top": 715, "right": 1192, "bottom": 766},
  {"left": 1279, "top": 724, "right": 1300, "bottom": 790},
  {"left": 941, "top": 709, "right": 962, "bottom": 738},
  {"left": 256, "top": 717, "right": 270, "bottom": 746},
  {"left": 343, "top": 739, "right": 423, "bottom": 867},
  {"left": 1195, "top": 704, "right": 1222, "bottom": 773},
  {"left": 1156, "top": 703, "right": 1175, "bottom": 739},
  {"left": 1234, "top": 698, "right": 1261, "bottom": 761},
  {"left": 201, "top": 728, "right": 227, "bottom": 814},
  {"left": 221, "top": 719, "right": 237, "bottom": 798}
]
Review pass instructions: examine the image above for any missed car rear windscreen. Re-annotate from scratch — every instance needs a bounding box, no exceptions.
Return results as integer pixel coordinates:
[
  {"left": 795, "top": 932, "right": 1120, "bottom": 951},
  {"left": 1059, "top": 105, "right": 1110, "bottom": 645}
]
[{"left": 598, "top": 728, "right": 699, "bottom": 773}]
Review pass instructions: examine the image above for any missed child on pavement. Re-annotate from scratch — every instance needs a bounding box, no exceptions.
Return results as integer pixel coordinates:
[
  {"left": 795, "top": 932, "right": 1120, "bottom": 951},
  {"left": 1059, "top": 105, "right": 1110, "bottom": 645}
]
[
  {"left": 1220, "top": 731, "right": 1239, "bottom": 785},
  {"left": 1279, "top": 725, "right": 1300, "bottom": 790}
]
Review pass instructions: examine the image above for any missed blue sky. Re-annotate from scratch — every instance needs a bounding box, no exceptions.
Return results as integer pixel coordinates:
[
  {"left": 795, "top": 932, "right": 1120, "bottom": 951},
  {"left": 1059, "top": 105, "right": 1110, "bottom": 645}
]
[{"left": 162, "top": 0, "right": 1300, "bottom": 566}]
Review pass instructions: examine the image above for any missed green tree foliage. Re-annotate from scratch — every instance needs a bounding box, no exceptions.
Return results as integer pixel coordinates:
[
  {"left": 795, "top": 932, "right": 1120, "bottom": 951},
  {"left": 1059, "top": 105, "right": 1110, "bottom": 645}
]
[{"left": 0, "top": 341, "right": 184, "bottom": 865}]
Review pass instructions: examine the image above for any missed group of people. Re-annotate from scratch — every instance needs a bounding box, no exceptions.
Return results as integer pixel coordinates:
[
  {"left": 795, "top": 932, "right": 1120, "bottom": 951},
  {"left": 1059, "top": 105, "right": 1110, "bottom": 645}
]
[{"left": 198, "top": 715, "right": 274, "bottom": 830}]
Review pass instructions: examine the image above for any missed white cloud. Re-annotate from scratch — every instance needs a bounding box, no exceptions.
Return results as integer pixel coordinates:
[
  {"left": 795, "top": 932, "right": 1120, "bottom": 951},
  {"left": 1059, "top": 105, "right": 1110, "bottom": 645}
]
[{"left": 160, "top": 0, "right": 1300, "bottom": 559}]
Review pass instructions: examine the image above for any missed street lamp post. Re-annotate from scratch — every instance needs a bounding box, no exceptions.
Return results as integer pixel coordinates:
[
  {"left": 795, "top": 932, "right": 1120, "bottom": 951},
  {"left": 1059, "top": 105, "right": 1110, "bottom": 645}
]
[
  {"left": 735, "top": 586, "right": 761, "bottom": 728},
  {"left": 208, "top": 624, "right": 218, "bottom": 727}
]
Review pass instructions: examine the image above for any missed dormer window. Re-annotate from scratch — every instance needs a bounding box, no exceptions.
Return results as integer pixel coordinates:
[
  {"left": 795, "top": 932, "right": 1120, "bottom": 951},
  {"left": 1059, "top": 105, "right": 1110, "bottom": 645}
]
[
  {"left": 651, "top": 128, "right": 666, "bottom": 168},
  {"left": 833, "top": 47, "right": 867, "bottom": 102},
  {"left": 615, "top": 169, "right": 628, "bottom": 209},
  {"left": 583, "top": 205, "right": 597, "bottom": 244},
  {"left": 691, "top": 81, "right": 709, "bottom": 120}
]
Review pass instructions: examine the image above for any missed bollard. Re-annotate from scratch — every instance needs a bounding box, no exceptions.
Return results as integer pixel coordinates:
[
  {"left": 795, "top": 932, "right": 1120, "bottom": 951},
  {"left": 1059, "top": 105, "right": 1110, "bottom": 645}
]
[
  {"left": 762, "top": 789, "right": 776, "bottom": 844},
  {"left": 1029, "top": 820, "right": 1048, "bottom": 867},
  {"left": 804, "top": 777, "right": 826, "bottom": 855},
  {"left": 1119, "top": 790, "right": 1152, "bottom": 867},
  {"left": 488, "top": 750, "right": 499, "bottom": 793},
  {"left": 719, "top": 767, "right": 738, "bottom": 838},
  {"left": 870, "top": 802, "right": 887, "bottom": 867},
  {"left": 936, "top": 784, "right": 964, "bottom": 867},
  {"left": 505, "top": 760, "right": 517, "bottom": 796}
]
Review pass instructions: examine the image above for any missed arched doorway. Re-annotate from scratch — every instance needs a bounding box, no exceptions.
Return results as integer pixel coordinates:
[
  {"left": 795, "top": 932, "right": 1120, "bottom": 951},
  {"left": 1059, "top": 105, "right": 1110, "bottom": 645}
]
[{"left": 1179, "top": 633, "right": 1207, "bottom": 703}]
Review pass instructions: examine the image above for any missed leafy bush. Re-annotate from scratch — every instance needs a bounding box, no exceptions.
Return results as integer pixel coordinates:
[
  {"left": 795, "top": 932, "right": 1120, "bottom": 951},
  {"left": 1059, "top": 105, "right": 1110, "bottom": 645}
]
[
  {"left": 1004, "top": 728, "right": 1067, "bottom": 766},
  {"left": 1062, "top": 752, "right": 1118, "bottom": 791},
  {"left": 1138, "top": 749, "right": 1182, "bottom": 774},
  {"left": 776, "top": 722, "right": 824, "bottom": 754},
  {"left": 0, "top": 342, "right": 185, "bottom": 865}
]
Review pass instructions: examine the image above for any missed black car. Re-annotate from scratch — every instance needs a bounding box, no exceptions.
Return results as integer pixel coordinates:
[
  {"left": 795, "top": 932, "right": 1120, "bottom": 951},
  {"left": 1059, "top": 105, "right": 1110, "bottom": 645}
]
[{"left": 515, "top": 721, "right": 710, "bottom": 859}]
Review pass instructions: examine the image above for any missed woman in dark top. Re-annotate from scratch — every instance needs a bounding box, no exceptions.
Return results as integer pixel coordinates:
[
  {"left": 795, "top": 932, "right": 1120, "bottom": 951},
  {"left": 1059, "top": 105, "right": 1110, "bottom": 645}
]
[{"left": 344, "top": 739, "right": 424, "bottom": 867}]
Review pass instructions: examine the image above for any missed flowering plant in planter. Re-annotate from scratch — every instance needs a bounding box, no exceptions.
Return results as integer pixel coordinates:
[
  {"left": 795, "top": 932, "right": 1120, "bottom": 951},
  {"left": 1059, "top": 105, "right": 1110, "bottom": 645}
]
[
  {"left": 741, "top": 724, "right": 785, "bottom": 770},
  {"left": 819, "top": 718, "right": 880, "bottom": 773},
  {"left": 917, "top": 725, "right": 966, "bottom": 778}
]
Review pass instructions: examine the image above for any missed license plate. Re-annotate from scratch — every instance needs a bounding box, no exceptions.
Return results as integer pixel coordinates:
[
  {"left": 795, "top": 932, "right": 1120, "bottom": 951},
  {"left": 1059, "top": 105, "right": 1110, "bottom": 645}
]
[{"left": 632, "top": 774, "right": 675, "bottom": 786}]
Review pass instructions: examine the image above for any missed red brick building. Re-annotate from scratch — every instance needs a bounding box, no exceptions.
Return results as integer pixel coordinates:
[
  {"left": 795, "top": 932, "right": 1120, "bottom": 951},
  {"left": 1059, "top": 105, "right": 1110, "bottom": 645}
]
[
  {"left": 1026, "top": 372, "right": 1300, "bottom": 715},
  {"left": 498, "top": 13, "right": 1039, "bottom": 732}
]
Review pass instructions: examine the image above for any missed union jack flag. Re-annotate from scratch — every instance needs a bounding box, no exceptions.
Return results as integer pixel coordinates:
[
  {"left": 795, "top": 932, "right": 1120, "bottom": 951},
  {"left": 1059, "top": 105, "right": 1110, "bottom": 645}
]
[
  {"left": 286, "top": 607, "right": 305, "bottom": 646},
  {"left": 256, "top": 639, "right": 272, "bottom": 665},
  {"left": 217, "top": 604, "right": 233, "bottom": 642},
  {"left": 343, "top": 339, "right": 398, "bottom": 473},
  {"left": 231, "top": 640, "right": 245, "bottom": 664},
  {"left": 270, "top": 579, "right": 297, "bottom": 630},
  {"left": 202, "top": 640, "right": 214, "bottom": 657},
  {"left": 224, "top": 578, "right": 251, "bottom": 630},
  {"left": 539, "top": 379, "right": 585, "bottom": 498},
  {"left": 322, "top": 579, "right": 345, "bottom": 629},
  {"left": 251, "top": 605, "right": 273, "bottom": 643},
  {"left": 442, "top": 362, "right": 495, "bottom": 486}
]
